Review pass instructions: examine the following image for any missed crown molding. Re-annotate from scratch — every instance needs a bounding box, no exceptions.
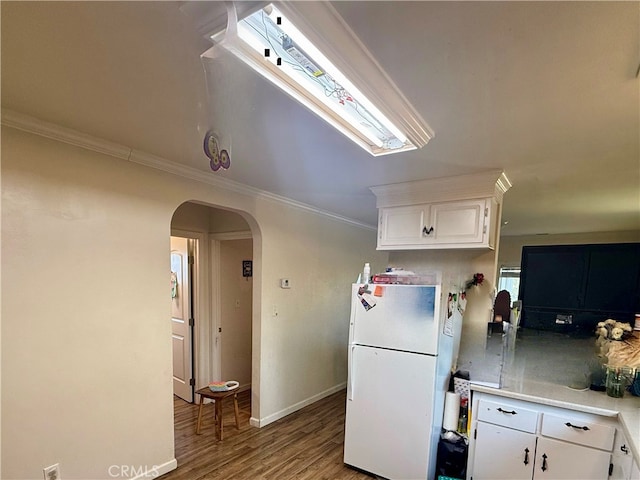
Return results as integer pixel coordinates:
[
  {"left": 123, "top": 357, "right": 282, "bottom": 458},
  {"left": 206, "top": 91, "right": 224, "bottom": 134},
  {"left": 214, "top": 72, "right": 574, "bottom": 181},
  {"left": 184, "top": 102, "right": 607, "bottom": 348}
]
[
  {"left": 370, "top": 170, "right": 512, "bottom": 208},
  {"left": 1, "top": 109, "right": 132, "bottom": 160},
  {"left": 1, "top": 109, "right": 375, "bottom": 231}
]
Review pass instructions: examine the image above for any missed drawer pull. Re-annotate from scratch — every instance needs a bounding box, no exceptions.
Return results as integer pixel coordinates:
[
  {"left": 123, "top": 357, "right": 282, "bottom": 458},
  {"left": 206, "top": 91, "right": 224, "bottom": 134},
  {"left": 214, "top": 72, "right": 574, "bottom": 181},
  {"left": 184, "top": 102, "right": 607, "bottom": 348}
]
[
  {"left": 541, "top": 453, "right": 548, "bottom": 472},
  {"left": 497, "top": 407, "right": 517, "bottom": 415},
  {"left": 523, "top": 447, "right": 530, "bottom": 465},
  {"left": 422, "top": 226, "right": 434, "bottom": 236},
  {"left": 565, "top": 422, "right": 590, "bottom": 431}
]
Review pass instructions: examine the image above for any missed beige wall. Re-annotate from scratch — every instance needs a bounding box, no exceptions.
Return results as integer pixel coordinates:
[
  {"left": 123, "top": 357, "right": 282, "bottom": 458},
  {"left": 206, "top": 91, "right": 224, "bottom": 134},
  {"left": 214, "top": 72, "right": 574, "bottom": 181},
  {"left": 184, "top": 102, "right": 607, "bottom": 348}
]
[
  {"left": 499, "top": 231, "right": 640, "bottom": 267},
  {"left": 172, "top": 201, "right": 251, "bottom": 234},
  {"left": 220, "top": 239, "right": 253, "bottom": 387},
  {"left": 1, "top": 126, "right": 387, "bottom": 479}
]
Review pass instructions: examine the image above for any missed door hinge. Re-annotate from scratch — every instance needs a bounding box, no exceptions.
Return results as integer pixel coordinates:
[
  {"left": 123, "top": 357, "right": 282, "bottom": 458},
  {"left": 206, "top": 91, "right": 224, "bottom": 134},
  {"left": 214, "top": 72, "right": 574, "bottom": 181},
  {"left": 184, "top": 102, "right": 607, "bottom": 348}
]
[
  {"left": 188, "top": 255, "right": 195, "bottom": 265},
  {"left": 218, "top": 327, "right": 222, "bottom": 333},
  {"left": 189, "top": 378, "right": 195, "bottom": 386},
  {"left": 189, "top": 317, "right": 195, "bottom": 327},
  {"left": 474, "top": 428, "right": 477, "bottom": 440},
  {"left": 484, "top": 207, "right": 488, "bottom": 217},
  {"left": 483, "top": 225, "right": 487, "bottom": 234}
]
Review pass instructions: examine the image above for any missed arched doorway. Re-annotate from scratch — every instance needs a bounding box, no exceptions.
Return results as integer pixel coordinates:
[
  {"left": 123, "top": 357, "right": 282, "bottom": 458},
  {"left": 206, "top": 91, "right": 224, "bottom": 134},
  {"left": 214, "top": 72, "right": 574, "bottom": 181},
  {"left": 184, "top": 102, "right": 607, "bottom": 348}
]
[{"left": 170, "top": 200, "right": 256, "bottom": 411}]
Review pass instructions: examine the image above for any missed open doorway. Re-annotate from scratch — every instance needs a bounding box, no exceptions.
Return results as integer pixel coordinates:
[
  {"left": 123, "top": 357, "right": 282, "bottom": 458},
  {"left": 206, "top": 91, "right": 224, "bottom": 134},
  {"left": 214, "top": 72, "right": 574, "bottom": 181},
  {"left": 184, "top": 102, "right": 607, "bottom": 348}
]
[{"left": 170, "top": 201, "right": 254, "bottom": 404}]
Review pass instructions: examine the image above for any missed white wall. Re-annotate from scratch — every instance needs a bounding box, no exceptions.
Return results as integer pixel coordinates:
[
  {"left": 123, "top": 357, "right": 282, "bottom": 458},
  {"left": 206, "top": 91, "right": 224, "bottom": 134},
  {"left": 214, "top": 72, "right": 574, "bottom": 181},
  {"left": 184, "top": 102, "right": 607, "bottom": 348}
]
[{"left": 1, "top": 126, "right": 387, "bottom": 479}]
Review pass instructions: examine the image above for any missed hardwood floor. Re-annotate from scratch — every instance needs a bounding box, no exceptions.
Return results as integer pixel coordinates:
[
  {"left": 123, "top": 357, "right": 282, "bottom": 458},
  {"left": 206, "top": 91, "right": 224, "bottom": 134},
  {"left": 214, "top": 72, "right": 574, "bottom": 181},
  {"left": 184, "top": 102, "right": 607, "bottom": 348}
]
[{"left": 162, "top": 389, "right": 375, "bottom": 480}]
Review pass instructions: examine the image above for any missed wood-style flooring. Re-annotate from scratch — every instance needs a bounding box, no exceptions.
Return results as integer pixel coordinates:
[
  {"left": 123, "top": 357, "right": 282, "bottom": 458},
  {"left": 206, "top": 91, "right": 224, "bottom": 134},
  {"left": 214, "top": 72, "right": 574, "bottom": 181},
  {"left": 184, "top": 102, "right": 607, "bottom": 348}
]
[{"left": 162, "top": 389, "right": 375, "bottom": 480}]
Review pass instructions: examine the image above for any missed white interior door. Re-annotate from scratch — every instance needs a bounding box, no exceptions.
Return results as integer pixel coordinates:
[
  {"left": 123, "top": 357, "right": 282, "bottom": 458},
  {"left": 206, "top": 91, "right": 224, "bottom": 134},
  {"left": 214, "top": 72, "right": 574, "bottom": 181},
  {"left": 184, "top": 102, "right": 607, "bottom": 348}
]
[{"left": 171, "top": 236, "right": 194, "bottom": 402}]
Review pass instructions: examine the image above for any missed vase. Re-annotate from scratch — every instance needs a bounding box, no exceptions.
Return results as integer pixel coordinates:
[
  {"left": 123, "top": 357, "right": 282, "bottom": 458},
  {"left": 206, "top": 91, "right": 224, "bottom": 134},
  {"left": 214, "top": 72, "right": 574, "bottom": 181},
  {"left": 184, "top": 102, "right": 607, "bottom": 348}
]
[{"left": 605, "top": 366, "right": 633, "bottom": 398}]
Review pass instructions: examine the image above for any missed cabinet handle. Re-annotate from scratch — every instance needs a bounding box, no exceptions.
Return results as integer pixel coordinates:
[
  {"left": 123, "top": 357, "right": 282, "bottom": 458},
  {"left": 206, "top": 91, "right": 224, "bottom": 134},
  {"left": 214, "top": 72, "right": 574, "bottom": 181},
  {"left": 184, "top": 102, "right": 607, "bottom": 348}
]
[
  {"left": 523, "top": 447, "right": 529, "bottom": 465},
  {"left": 620, "top": 444, "right": 629, "bottom": 454},
  {"left": 497, "top": 407, "right": 517, "bottom": 415},
  {"left": 541, "top": 453, "right": 548, "bottom": 472},
  {"left": 565, "top": 422, "right": 590, "bottom": 431},
  {"left": 422, "top": 226, "right": 434, "bottom": 236}
]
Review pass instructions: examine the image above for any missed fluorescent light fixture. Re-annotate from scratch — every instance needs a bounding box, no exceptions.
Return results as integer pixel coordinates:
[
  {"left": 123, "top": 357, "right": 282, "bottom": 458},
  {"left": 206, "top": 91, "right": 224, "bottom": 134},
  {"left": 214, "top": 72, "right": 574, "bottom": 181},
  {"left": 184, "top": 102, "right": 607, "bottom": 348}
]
[{"left": 205, "top": 3, "right": 432, "bottom": 156}]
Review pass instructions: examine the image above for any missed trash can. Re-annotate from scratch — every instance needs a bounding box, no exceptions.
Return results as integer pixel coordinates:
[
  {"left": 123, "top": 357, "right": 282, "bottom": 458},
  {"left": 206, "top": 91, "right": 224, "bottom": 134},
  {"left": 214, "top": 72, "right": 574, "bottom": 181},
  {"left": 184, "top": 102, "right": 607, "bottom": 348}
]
[{"left": 435, "top": 430, "right": 468, "bottom": 480}]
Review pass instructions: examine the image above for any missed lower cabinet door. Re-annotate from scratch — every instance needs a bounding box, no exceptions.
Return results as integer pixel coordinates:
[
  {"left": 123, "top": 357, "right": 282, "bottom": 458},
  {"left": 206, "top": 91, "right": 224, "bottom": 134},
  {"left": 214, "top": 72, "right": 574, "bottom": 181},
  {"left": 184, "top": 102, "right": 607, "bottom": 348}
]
[
  {"left": 472, "top": 422, "right": 536, "bottom": 480},
  {"left": 535, "top": 436, "right": 611, "bottom": 480}
]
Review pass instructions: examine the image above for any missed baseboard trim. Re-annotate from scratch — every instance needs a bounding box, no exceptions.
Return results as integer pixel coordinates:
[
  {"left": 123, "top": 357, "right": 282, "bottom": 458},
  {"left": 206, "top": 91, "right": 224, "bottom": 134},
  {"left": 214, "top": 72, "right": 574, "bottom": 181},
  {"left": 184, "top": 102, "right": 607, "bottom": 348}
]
[
  {"left": 131, "top": 458, "right": 177, "bottom": 479},
  {"left": 250, "top": 382, "right": 346, "bottom": 428}
]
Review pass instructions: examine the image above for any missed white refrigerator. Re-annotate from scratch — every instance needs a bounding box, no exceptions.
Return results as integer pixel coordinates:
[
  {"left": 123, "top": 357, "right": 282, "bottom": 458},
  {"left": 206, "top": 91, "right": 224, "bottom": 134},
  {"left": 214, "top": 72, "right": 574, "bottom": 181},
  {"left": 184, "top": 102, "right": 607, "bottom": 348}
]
[{"left": 343, "top": 283, "right": 454, "bottom": 480}]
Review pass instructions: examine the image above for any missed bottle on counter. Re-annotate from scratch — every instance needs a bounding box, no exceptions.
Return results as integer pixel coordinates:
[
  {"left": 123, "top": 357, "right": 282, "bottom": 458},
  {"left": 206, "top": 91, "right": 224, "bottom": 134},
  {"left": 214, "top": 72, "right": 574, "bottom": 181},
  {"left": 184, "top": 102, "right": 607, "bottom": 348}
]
[{"left": 363, "top": 263, "right": 371, "bottom": 284}]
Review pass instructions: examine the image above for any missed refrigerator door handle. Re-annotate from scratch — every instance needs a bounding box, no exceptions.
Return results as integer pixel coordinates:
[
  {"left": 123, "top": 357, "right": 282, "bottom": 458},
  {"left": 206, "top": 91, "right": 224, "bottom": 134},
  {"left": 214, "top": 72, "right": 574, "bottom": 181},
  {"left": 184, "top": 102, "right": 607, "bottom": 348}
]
[{"left": 348, "top": 345, "right": 355, "bottom": 401}]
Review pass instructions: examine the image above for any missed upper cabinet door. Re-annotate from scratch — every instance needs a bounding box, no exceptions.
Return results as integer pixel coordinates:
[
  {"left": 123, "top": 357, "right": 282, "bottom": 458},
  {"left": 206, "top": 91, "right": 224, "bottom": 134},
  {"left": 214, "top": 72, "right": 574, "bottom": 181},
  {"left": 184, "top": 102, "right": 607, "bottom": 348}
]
[
  {"left": 430, "top": 199, "right": 488, "bottom": 245},
  {"left": 378, "top": 204, "right": 429, "bottom": 246}
]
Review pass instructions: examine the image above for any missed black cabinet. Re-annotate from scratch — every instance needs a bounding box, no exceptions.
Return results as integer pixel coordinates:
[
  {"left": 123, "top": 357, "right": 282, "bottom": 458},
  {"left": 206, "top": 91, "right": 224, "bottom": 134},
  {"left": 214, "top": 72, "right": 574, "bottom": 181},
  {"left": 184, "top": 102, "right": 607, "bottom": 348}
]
[{"left": 519, "top": 243, "right": 640, "bottom": 333}]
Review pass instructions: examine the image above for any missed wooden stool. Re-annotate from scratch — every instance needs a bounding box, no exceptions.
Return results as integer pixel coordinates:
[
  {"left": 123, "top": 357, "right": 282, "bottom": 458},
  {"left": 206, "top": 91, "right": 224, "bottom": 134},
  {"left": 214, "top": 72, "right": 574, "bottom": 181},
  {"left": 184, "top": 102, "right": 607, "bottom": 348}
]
[{"left": 195, "top": 387, "right": 241, "bottom": 440}]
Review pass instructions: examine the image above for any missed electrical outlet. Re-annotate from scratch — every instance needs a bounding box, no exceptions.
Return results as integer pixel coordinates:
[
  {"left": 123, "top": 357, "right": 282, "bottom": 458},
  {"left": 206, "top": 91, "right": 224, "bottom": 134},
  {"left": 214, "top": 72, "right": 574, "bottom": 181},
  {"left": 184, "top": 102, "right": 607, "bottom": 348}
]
[{"left": 43, "top": 464, "right": 60, "bottom": 480}]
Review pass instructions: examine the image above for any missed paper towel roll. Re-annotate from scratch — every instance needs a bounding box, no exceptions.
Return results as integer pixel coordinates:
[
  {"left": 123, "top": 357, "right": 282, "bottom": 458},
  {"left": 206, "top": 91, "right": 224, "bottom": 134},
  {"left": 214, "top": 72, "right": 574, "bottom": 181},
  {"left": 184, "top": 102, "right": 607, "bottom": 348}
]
[{"left": 443, "top": 392, "right": 460, "bottom": 431}]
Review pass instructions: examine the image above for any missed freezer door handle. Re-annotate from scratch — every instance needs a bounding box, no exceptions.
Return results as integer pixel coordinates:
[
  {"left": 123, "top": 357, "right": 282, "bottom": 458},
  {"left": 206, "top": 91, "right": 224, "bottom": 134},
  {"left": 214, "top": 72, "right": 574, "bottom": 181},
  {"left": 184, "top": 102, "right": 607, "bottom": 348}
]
[{"left": 348, "top": 345, "right": 355, "bottom": 401}]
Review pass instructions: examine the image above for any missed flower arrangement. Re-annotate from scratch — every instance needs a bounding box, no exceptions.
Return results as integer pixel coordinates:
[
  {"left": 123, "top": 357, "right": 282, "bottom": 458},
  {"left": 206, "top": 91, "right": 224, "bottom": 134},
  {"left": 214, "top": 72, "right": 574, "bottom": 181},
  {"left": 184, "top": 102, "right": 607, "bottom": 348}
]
[
  {"left": 465, "top": 273, "right": 484, "bottom": 290},
  {"left": 596, "top": 319, "right": 633, "bottom": 341}
]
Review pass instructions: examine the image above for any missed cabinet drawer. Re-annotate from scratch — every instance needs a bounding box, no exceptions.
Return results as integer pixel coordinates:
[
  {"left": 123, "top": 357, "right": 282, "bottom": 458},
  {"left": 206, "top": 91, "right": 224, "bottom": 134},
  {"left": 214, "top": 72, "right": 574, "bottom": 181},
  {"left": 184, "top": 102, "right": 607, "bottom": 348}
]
[
  {"left": 477, "top": 399, "right": 539, "bottom": 433},
  {"left": 540, "top": 413, "right": 615, "bottom": 451}
]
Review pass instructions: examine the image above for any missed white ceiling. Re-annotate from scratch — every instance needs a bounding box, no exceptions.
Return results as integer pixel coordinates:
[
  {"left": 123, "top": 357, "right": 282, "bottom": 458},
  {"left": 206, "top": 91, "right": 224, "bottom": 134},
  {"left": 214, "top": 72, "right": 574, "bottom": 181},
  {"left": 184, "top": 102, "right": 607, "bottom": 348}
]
[{"left": 2, "top": 1, "right": 638, "bottom": 236}]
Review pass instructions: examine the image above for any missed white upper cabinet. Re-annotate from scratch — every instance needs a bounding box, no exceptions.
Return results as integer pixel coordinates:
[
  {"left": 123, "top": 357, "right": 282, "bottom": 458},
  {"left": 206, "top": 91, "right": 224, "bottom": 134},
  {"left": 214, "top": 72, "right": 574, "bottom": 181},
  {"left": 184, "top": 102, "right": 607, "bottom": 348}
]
[
  {"left": 379, "top": 204, "right": 429, "bottom": 246},
  {"left": 371, "top": 171, "right": 510, "bottom": 251}
]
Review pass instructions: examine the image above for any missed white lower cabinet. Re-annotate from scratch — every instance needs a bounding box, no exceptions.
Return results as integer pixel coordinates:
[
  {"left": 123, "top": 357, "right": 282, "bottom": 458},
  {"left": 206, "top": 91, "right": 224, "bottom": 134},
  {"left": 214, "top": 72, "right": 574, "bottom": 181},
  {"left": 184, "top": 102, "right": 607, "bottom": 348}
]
[
  {"left": 610, "top": 428, "right": 633, "bottom": 480},
  {"left": 472, "top": 422, "right": 535, "bottom": 480},
  {"left": 534, "top": 436, "right": 611, "bottom": 480},
  {"left": 468, "top": 393, "right": 625, "bottom": 480}
]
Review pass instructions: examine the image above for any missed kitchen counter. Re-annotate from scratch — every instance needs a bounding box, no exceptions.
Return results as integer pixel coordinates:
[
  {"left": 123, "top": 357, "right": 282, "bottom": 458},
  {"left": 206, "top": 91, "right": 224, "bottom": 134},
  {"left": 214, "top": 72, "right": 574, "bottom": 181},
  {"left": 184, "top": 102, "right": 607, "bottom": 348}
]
[
  {"left": 471, "top": 379, "right": 640, "bottom": 463},
  {"left": 466, "top": 327, "right": 640, "bottom": 463}
]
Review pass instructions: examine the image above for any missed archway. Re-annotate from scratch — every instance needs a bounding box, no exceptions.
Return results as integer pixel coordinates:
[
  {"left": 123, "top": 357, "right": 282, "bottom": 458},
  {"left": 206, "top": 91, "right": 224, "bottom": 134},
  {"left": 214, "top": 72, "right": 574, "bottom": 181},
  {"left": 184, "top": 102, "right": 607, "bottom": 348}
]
[{"left": 169, "top": 200, "right": 262, "bottom": 435}]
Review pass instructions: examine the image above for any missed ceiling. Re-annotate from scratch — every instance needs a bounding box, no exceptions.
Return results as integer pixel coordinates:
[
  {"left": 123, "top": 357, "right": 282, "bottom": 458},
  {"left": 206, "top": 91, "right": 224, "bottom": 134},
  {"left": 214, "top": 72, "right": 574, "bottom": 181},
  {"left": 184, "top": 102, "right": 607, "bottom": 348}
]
[{"left": 2, "top": 1, "right": 638, "bottom": 236}]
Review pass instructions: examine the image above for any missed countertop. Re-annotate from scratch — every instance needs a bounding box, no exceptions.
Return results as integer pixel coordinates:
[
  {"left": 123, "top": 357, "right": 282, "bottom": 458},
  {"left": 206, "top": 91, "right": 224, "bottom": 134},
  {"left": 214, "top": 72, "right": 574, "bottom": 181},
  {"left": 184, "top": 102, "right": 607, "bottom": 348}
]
[{"left": 471, "top": 379, "right": 640, "bottom": 462}]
